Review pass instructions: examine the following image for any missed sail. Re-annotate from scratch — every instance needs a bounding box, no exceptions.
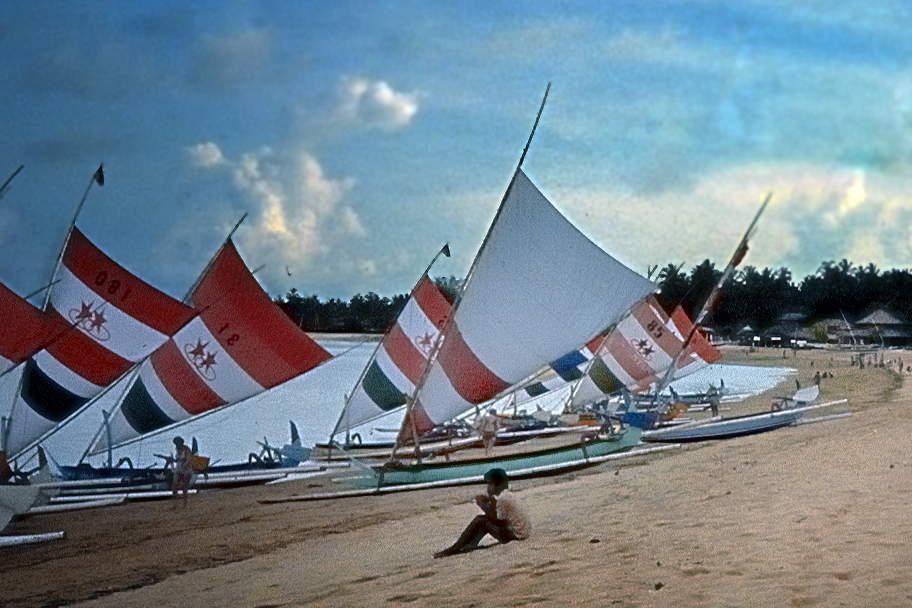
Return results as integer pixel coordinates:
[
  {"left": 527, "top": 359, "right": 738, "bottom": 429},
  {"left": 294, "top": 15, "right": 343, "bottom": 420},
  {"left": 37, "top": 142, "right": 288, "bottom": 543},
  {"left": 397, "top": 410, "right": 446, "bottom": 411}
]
[
  {"left": 516, "top": 297, "right": 722, "bottom": 409},
  {"left": 98, "top": 240, "right": 332, "bottom": 449},
  {"left": 667, "top": 305, "right": 721, "bottom": 380},
  {"left": 407, "top": 169, "right": 656, "bottom": 435},
  {"left": 0, "top": 282, "right": 59, "bottom": 376},
  {"left": 4, "top": 227, "right": 195, "bottom": 456},
  {"left": 333, "top": 275, "right": 451, "bottom": 437}
]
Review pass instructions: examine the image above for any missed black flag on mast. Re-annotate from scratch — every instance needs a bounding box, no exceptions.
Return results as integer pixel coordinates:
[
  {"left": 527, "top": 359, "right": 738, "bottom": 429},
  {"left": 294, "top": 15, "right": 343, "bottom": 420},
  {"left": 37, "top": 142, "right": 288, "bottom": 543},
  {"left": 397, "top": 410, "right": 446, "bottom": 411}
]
[
  {"left": 441, "top": 243, "right": 450, "bottom": 258},
  {"left": 93, "top": 164, "right": 104, "bottom": 186}
]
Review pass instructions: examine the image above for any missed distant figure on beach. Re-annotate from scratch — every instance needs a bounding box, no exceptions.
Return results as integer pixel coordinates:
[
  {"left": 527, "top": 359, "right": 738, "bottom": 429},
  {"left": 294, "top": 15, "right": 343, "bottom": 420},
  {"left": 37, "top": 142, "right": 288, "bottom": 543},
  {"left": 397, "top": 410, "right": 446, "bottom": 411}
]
[
  {"left": 478, "top": 413, "right": 500, "bottom": 455},
  {"left": 171, "top": 436, "right": 193, "bottom": 507},
  {"left": 434, "top": 468, "right": 531, "bottom": 558},
  {"left": 814, "top": 371, "right": 821, "bottom": 386}
]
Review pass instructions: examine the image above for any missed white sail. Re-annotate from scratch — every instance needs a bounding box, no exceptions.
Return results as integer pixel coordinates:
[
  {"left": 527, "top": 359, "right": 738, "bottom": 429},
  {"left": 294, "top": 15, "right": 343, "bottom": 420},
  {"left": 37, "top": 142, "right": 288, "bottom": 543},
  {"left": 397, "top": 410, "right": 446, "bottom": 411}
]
[{"left": 408, "top": 169, "right": 656, "bottom": 434}]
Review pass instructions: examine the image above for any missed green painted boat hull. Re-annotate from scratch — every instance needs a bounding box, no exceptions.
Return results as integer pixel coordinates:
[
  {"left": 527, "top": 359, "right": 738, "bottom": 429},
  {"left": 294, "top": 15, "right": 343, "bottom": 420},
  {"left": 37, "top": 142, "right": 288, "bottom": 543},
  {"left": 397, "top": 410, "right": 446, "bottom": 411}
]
[{"left": 362, "top": 427, "right": 642, "bottom": 487}]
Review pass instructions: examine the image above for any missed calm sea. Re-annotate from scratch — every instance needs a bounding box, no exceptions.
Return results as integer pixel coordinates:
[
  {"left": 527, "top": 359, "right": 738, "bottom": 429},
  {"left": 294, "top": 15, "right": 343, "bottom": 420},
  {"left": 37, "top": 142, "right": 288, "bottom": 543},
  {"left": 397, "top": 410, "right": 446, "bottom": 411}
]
[{"left": 13, "top": 339, "right": 795, "bottom": 469}]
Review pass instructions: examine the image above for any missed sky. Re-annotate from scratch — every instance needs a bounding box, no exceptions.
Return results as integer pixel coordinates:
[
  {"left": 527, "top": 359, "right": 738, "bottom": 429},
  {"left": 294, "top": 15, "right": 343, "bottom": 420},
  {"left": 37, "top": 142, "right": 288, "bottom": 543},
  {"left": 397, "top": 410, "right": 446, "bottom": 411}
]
[{"left": 2, "top": 1, "right": 912, "bottom": 303}]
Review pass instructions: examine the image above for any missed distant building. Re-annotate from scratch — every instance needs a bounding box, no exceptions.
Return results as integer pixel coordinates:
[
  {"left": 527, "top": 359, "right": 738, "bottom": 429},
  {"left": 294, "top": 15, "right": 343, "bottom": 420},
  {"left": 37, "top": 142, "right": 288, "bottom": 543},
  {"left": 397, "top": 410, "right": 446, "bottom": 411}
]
[{"left": 855, "top": 307, "right": 912, "bottom": 347}]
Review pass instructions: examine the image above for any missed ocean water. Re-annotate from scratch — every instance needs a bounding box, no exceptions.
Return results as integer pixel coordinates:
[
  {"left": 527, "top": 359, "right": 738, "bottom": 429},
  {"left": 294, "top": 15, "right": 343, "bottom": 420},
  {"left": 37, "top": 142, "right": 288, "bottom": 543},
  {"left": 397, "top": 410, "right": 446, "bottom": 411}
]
[{"left": 7, "top": 340, "right": 795, "bottom": 469}]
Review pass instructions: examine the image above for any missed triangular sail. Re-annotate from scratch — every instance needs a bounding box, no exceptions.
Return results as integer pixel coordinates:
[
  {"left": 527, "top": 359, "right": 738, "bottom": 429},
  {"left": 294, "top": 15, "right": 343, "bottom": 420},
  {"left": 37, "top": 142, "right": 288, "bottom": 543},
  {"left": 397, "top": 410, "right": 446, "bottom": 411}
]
[
  {"left": 513, "top": 297, "right": 721, "bottom": 409},
  {"left": 332, "top": 275, "right": 451, "bottom": 438},
  {"left": 4, "top": 227, "right": 195, "bottom": 456},
  {"left": 406, "top": 169, "right": 656, "bottom": 435},
  {"left": 0, "top": 282, "right": 59, "bottom": 376},
  {"left": 96, "top": 240, "right": 333, "bottom": 451}
]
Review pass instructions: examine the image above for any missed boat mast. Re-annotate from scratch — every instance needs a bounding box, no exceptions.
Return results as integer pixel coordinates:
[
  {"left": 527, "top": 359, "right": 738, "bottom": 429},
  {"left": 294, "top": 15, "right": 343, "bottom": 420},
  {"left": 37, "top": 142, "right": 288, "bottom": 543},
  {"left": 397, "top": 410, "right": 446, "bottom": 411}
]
[
  {"left": 3, "top": 165, "right": 105, "bottom": 455},
  {"left": 390, "top": 83, "right": 551, "bottom": 464},
  {"left": 654, "top": 192, "right": 771, "bottom": 396}
]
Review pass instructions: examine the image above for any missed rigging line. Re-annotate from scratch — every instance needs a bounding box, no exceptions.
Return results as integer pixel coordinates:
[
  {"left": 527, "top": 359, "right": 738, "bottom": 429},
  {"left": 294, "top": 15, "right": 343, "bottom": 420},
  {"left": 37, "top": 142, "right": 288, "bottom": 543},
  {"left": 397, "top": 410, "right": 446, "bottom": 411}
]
[
  {"left": 391, "top": 84, "right": 552, "bottom": 462},
  {"left": 0, "top": 164, "right": 24, "bottom": 203}
]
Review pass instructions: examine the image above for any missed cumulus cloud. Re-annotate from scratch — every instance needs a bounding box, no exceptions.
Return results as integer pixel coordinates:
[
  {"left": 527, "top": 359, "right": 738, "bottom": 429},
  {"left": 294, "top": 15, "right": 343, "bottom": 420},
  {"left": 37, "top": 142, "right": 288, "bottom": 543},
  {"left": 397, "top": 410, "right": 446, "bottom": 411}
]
[
  {"left": 188, "top": 142, "right": 225, "bottom": 167},
  {"left": 337, "top": 76, "right": 419, "bottom": 130},
  {"left": 551, "top": 163, "right": 912, "bottom": 282},
  {"left": 188, "top": 142, "right": 361, "bottom": 288}
]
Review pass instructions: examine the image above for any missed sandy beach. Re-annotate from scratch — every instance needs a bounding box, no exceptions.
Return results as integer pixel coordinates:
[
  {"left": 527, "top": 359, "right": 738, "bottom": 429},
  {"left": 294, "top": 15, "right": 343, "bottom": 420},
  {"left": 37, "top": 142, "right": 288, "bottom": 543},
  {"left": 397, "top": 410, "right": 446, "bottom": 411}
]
[{"left": 3, "top": 345, "right": 912, "bottom": 607}]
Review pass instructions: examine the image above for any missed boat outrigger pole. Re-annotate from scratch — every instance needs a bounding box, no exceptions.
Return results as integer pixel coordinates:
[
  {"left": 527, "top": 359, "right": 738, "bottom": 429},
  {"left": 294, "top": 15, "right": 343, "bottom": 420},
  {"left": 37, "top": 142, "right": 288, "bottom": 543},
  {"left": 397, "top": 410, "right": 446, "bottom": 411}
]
[{"left": 390, "top": 82, "right": 552, "bottom": 466}]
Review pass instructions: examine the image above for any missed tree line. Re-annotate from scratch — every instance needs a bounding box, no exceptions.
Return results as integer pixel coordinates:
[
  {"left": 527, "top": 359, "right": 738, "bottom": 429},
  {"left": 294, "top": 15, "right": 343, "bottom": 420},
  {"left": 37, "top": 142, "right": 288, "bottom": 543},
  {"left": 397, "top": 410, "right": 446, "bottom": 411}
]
[{"left": 274, "top": 261, "right": 912, "bottom": 335}]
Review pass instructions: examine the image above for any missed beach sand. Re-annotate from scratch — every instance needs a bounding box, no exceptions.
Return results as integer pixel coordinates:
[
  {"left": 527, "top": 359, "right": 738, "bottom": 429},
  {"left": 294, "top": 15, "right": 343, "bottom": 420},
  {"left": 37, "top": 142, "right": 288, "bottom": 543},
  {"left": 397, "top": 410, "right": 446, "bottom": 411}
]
[{"left": 3, "top": 346, "right": 912, "bottom": 607}]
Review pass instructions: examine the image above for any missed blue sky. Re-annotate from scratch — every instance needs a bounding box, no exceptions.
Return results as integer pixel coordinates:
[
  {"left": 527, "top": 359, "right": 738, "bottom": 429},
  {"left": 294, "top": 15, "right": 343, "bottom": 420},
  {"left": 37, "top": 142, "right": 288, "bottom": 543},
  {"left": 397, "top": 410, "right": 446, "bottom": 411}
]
[{"left": 2, "top": 1, "right": 912, "bottom": 303}]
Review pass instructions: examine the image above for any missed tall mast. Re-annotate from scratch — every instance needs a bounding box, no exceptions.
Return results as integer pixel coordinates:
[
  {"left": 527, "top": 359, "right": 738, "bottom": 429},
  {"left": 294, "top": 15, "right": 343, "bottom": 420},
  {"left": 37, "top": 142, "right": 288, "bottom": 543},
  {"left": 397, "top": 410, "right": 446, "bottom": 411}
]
[
  {"left": 654, "top": 193, "right": 771, "bottom": 396},
  {"left": 41, "top": 164, "right": 105, "bottom": 311},
  {"left": 391, "top": 83, "right": 551, "bottom": 463}
]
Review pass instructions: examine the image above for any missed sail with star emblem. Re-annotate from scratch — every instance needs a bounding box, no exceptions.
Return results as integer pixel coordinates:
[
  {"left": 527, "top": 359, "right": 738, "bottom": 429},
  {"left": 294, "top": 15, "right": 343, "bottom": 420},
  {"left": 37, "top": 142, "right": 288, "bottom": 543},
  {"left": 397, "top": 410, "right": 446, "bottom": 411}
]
[
  {"left": 331, "top": 275, "right": 452, "bottom": 439},
  {"left": 3, "top": 227, "right": 195, "bottom": 456},
  {"left": 516, "top": 296, "right": 721, "bottom": 408},
  {"left": 95, "top": 239, "right": 332, "bottom": 450}
]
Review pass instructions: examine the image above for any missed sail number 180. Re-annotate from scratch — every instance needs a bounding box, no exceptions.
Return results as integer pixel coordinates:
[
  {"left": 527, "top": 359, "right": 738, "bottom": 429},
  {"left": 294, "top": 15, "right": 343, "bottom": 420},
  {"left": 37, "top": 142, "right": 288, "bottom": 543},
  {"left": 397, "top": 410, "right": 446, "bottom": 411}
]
[{"left": 95, "top": 271, "right": 132, "bottom": 302}]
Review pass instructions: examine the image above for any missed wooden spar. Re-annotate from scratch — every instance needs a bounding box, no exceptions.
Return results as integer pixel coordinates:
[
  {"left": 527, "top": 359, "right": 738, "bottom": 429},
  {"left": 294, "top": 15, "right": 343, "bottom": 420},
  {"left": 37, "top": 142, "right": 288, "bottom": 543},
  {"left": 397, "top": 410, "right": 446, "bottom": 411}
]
[
  {"left": 329, "top": 242, "right": 452, "bottom": 443},
  {"left": 0, "top": 531, "right": 66, "bottom": 548},
  {"left": 653, "top": 193, "right": 772, "bottom": 396},
  {"left": 0, "top": 164, "right": 24, "bottom": 201},
  {"left": 388, "top": 83, "right": 552, "bottom": 466},
  {"left": 518, "top": 83, "right": 550, "bottom": 169}
]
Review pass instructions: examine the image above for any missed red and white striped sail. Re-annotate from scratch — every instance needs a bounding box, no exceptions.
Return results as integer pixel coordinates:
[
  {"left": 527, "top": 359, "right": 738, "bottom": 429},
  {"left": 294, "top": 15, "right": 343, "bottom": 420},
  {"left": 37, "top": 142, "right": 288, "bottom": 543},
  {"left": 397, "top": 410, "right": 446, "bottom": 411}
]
[
  {"left": 406, "top": 169, "right": 656, "bottom": 435},
  {"left": 516, "top": 297, "right": 722, "bottom": 410},
  {"left": 0, "top": 282, "right": 59, "bottom": 376},
  {"left": 667, "top": 305, "right": 721, "bottom": 380},
  {"left": 333, "top": 276, "right": 451, "bottom": 437},
  {"left": 5, "top": 228, "right": 194, "bottom": 456},
  {"left": 98, "top": 240, "right": 332, "bottom": 450}
]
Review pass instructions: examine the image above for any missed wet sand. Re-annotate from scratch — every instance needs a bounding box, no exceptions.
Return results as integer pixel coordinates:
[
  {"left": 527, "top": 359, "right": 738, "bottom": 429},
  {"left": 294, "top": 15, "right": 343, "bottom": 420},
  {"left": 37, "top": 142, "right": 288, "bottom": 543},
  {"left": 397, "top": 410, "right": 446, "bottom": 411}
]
[{"left": 3, "top": 346, "right": 911, "bottom": 607}]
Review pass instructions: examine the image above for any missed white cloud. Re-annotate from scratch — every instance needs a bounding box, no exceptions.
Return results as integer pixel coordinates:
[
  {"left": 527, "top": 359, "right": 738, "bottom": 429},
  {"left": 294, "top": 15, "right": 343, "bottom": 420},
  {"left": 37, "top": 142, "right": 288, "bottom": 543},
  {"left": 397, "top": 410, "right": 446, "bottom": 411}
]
[
  {"left": 337, "top": 76, "right": 419, "bottom": 130},
  {"left": 189, "top": 143, "right": 360, "bottom": 288},
  {"left": 548, "top": 162, "right": 912, "bottom": 281},
  {"left": 188, "top": 142, "right": 225, "bottom": 167}
]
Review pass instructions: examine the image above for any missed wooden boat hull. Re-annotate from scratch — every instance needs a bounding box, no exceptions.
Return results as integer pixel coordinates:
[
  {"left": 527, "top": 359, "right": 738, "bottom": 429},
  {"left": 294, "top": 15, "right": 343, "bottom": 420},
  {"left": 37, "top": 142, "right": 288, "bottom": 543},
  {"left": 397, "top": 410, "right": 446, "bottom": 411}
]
[
  {"left": 361, "top": 427, "right": 642, "bottom": 487},
  {"left": 641, "top": 409, "right": 805, "bottom": 443}
]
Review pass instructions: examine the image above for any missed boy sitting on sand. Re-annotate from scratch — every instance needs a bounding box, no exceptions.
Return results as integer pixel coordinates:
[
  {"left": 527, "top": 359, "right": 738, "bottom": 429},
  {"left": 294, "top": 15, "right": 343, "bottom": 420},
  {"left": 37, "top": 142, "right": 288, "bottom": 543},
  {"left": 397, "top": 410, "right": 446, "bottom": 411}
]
[{"left": 434, "top": 468, "right": 531, "bottom": 558}]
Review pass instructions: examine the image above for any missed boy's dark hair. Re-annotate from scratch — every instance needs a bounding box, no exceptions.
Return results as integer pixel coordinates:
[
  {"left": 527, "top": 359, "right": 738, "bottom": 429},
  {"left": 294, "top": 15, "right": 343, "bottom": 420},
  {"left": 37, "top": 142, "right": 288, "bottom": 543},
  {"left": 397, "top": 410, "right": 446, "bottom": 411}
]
[{"left": 484, "top": 468, "right": 508, "bottom": 484}]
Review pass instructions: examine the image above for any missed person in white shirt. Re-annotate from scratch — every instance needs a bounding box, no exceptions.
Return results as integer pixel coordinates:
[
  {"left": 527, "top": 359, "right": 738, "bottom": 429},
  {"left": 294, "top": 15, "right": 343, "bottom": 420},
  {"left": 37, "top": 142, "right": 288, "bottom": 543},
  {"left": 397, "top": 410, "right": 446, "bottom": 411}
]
[{"left": 434, "top": 468, "right": 531, "bottom": 558}]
